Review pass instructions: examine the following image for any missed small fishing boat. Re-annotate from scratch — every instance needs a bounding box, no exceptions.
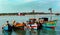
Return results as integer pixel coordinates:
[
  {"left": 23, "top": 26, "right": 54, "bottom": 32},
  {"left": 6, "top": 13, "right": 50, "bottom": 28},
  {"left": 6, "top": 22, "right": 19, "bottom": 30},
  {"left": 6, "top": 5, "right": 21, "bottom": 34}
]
[
  {"left": 2, "top": 24, "right": 12, "bottom": 31},
  {"left": 27, "top": 18, "right": 57, "bottom": 30},
  {"left": 2, "top": 25, "right": 8, "bottom": 31},
  {"left": 13, "top": 23, "right": 25, "bottom": 30},
  {"left": 43, "top": 20, "right": 56, "bottom": 29},
  {"left": 27, "top": 23, "right": 37, "bottom": 30}
]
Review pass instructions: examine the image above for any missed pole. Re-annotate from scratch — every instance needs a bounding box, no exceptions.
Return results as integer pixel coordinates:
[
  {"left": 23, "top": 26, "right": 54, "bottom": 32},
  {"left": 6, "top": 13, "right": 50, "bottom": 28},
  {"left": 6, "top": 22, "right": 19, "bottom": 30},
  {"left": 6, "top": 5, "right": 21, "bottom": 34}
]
[
  {"left": 32, "top": 10, "right": 35, "bottom": 18},
  {"left": 48, "top": 8, "right": 52, "bottom": 21}
]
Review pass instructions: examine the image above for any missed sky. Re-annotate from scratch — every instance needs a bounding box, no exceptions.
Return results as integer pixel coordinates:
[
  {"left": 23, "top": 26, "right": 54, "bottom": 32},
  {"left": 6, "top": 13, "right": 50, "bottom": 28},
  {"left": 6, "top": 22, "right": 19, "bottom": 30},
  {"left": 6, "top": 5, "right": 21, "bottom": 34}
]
[{"left": 0, "top": 0, "right": 60, "bottom": 13}]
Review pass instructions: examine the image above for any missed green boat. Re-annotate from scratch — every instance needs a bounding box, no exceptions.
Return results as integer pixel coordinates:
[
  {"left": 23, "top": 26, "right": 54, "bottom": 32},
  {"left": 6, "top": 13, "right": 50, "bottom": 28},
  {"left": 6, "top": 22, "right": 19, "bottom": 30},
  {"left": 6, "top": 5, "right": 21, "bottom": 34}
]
[{"left": 43, "top": 20, "right": 57, "bottom": 29}]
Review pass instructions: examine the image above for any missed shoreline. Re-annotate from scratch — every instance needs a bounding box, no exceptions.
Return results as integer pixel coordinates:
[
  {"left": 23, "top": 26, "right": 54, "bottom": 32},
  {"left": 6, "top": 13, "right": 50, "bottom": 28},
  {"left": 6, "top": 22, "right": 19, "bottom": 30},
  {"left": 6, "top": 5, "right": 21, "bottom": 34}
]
[{"left": 0, "top": 13, "right": 60, "bottom": 16}]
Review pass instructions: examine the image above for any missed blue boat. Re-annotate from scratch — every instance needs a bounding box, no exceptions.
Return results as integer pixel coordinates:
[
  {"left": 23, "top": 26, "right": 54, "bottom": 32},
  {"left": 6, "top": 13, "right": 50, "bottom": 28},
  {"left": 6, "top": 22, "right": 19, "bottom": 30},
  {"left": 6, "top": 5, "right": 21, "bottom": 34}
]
[
  {"left": 2, "top": 25, "right": 12, "bottom": 31},
  {"left": 3, "top": 25, "right": 8, "bottom": 31}
]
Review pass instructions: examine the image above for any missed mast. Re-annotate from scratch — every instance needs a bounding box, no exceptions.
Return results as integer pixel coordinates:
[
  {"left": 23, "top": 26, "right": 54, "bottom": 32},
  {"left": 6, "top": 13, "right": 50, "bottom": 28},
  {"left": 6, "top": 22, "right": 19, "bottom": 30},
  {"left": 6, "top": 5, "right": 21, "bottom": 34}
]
[{"left": 48, "top": 8, "right": 52, "bottom": 21}]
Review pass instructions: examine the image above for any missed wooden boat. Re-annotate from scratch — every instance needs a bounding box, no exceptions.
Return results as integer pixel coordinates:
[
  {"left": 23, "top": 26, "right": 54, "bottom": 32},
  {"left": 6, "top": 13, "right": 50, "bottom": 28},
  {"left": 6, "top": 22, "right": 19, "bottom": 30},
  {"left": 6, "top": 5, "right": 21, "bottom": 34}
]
[
  {"left": 15, "top": 23, "right": 24, "bottom": 27},
  {"left": 13, "top": 23, "right": 25, "bottom": 30}
]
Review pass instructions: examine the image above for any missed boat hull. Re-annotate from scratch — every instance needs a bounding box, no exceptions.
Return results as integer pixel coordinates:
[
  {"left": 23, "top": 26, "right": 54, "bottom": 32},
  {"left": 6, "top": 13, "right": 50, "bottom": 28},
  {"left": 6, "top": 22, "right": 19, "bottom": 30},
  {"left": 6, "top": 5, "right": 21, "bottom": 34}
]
[
  {"left": 13, "top": 23, "right": 24, "bottom": 30},
  {"left": 43, "top": 20, "right": 56, "bottom": 29}
]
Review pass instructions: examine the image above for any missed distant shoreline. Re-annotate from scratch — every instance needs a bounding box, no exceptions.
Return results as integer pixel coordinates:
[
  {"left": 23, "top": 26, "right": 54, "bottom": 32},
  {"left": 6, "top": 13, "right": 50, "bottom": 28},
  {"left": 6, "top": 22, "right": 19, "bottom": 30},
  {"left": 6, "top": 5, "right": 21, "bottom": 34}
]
[{"left": 0, "top": 13, "right": 60, "bottom": 16}]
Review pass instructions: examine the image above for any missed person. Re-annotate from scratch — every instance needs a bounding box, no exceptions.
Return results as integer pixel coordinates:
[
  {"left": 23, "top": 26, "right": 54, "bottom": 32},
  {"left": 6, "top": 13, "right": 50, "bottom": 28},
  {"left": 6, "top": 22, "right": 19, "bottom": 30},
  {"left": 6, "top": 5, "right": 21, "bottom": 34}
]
[
  {"left": 6, "top": 21, "right": 12, "bottom": 31},
  {"left": 12, "top": 20, "right": 16, "bottom": 26},
  {"left": 37, "top": 18, "right": 44, "bottom": 29},
  {"left": 22, "top": 22, "right": 27, "bottom": 30},
  {"left": 12, "top": 20, "right": 17, "bottom": 29},
  {"left": 23, "top": 22, "right": 26, "bottom": 26}
]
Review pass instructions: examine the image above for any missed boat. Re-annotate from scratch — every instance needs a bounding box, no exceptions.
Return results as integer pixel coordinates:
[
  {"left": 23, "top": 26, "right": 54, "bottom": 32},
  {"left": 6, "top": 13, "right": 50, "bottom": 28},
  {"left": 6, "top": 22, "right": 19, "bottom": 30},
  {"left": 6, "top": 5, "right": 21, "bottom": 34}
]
[
  {"left": 43, "top": 20, "right": 56, "bottom": 29},
  {"left": 27, "top": 23, "right": 37, "bottom": 30},
  {"left": 2, "top": 24, "right": 12, "bottom": 31},
  {"left": 2, "top": 25, "right": 8, "bottom": 31},
  {"left": 12, "top": 23, "right": 25, "bottom": 30},
  {"left": 27, "top": 18, "right": 57, "bottom": 30}
]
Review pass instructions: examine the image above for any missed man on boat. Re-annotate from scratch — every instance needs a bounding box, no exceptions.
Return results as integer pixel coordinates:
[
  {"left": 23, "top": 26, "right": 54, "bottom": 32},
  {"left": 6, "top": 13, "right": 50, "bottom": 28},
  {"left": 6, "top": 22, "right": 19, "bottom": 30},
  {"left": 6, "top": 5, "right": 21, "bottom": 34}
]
[
  {"left": 12, "top": 20, "right": 17, "bottom": 29},
  {"left": 12, "top": 20, "right": 16, "bottom": 26},
  {"left": 37, "top": 18, "right": 44, "bottom": 29}
]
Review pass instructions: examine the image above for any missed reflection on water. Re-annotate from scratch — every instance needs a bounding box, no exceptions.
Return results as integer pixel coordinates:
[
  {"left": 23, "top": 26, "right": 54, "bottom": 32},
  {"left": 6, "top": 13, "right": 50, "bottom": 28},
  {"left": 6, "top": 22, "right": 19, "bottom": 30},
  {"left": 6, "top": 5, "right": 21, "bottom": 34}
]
[
  {"left": 30, "top": 28, "right": 56, "bottom": 35},
  {"left": 13, "top": 29, "right": 26, "bottom": 35},
  {"left": 2, "top": 28, "right": 56, "bottom": 35},
  {"left": 2, "top": 30, "right": 12, "bottom": 35},
  {"left": 38, "top": 28, "right": 56, "bottom": 35}
]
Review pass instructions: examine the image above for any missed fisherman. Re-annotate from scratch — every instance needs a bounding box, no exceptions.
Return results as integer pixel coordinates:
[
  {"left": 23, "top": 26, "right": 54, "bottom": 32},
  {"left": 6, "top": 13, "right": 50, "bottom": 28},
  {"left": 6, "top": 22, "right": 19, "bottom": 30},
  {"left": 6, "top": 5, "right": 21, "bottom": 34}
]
[
  {"left": 22, "top": 22, "right": 26, "bottom": 26},
  {"left": 6, "top": 21, "right": 12, "bottom": 31},
  {"left": 23, "top": 22, "right": 28, "bottom": 30},
  {"left": 37, "top": 18, "right": 44, "bottom": 29},
  {"left": 12, "top": 20, "right": 16, "bottom": 26},
  {"left": 12, "top": 20, "right": 16, "bottom": 29}
]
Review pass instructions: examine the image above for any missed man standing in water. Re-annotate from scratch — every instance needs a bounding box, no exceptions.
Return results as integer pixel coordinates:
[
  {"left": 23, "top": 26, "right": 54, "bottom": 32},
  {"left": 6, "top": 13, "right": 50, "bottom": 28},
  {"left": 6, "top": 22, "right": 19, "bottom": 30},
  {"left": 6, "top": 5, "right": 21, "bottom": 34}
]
[{"left": 6, "top": 21, "right": 12, "bottom": 31}]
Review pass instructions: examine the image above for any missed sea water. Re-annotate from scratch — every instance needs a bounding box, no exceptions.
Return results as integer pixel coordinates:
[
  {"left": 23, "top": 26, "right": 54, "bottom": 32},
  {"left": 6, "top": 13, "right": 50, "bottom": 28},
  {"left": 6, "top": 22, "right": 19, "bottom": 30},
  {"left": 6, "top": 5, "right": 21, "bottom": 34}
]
[{"left": 0, "top": 15, "right": 60, "bottom": 35}]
